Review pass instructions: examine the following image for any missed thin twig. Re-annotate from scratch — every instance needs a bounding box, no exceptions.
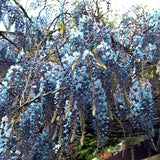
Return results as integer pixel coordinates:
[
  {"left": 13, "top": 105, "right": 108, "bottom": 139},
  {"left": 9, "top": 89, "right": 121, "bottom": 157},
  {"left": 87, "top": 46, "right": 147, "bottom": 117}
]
[
  {"left": 0, "top": 31, "right": 20, "bottom": 49},
  {"left": 13, "top": 0, "right": 32, "bottom": 22},
  {"left": 19, "top": 86, "right": 69, "bottom": 109},
  {"left": 113, "top": 114, "right": 126, "bottom": 140}
]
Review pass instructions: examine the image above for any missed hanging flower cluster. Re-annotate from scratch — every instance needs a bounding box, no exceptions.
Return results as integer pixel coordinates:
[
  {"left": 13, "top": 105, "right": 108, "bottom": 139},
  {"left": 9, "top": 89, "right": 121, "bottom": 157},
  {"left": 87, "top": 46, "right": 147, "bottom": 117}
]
[{"left": 0, "top": 0, "right": 159, "bottom": 159}]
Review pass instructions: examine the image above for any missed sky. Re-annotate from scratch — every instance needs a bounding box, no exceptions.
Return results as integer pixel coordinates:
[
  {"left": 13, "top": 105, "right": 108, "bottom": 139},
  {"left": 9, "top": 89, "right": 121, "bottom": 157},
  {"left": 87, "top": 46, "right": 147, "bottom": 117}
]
[
  {"left": 110, "top": 0, "right": 160, "bottom": 11},
  {"left": 20, "top": 0, "right": 160, "bottom": 10},
  {"left": 0, "top": 0, "right": 159, "bottom": 31},
  {"left": 21, "top": 0, "right": 160, "bottom": 12}
]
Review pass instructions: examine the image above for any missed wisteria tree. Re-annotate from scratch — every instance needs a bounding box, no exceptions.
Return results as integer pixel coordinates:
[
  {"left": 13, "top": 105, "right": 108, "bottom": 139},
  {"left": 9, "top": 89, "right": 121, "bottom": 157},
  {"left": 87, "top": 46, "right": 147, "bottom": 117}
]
[{"left": 0, "top": 0, "right": 159, "bottom": 159}]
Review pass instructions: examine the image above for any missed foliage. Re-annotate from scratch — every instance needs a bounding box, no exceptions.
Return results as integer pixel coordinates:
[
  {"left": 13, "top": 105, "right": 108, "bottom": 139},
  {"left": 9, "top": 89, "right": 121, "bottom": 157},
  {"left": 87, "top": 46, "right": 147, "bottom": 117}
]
[
  {"left": 103, "top": 137, "right": 122, "bottom": 153},
  {"left": 77, "top": 134, "right": 98, "bottom": 160},
  {"left": 0, "top": 0, "right": 159, "bottom": 159}
]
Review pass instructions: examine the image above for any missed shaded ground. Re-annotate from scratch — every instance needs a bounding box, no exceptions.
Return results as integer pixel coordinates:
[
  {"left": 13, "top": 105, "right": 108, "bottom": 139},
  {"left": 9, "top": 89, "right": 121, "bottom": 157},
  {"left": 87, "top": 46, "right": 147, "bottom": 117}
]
[{"left": 107, "top": 140, "right": 159, "bottom": 160}]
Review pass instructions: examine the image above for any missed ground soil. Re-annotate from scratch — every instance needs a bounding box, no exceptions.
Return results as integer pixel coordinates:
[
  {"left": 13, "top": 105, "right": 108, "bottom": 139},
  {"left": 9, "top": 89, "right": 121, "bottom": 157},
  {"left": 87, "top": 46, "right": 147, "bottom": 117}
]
[{"left": 107, "top": 140, "right": 159, "bottom": 160}]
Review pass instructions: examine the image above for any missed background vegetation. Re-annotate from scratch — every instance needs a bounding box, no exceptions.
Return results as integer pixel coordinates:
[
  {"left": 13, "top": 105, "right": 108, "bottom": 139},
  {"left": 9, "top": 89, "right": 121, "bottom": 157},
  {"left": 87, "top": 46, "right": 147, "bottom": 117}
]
[{"left": 0, "top": 0, "right": 159, "bottom": 159}]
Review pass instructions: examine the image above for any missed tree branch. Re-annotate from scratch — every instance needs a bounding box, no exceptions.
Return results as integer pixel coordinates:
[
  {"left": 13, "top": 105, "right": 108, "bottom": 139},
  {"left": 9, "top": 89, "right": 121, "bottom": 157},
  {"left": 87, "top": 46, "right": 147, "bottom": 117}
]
[
  {"left": 113, "top": 114, "right": 126, "bottom": 140},
  {"left": 13, "top": 0, "right": 32, "bottom": 22},
  {"left": 18, "top": 86, "right": 69, "bottom": 109},
  {"left": 0, "top": 81, "right": 4, "bottom": 86},
  {"left": 0, "top": 31, "right": 20, "bottom": 49},
  {"left": 111, "top": 36, "right": 133, "bottom": 56}
]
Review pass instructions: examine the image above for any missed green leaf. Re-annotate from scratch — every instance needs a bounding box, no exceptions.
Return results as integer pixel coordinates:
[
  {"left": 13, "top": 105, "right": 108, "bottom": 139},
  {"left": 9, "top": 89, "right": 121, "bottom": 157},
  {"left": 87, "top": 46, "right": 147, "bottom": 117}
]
[
  {"left": 66, "top": 28, "right": 70, "bottom": 34},
  {"left": 144, "top": 5, "right": 148, "bottom": 8},
  {"left": 48, "top": 54, "right": 60, "bottom": 64},
  {"left": 92, "top": 105, "right": 96, "bottom": 116},
  {"left": 92, "top": 48, "right": 97, "bottom": 55},
  {"left": 72, "top": 18, "right": 76, "bottom": 24},
  {"left": 109, "top": 21, "right": 114, "bottom": 26},
  {"left": 72, "top": 62, "right": 77, "bottom": 71},
  {"left": 155, "top": 64, "right": 159, "bottom": 75},
  {"left": 59, "top": 22, "right": 64, "bottom": 33},
  {"left": 96, "top": 62, "right": 107, "bottom": 69},
  {"left": 98, "top": 12, "right": 104, "bottom": 19},
  {"left": 50, "top": 55, "right": 57, "bottom": 61},
  {"left": 33, "top": 37, "right": 38, "bottom": 41},
  {"left": 135, "top": 6, "right": 141, "bottom": 10},
  {"left": 60, "top": 27, "right": 64, "bottom": 33},
  {"left": 48, "top": 49, "right": 55, "bottom": 54},
  {"left": 51, "top": 108, "right": 58, "bottom": 123},
  {"left": 60, "top": 22, "right": 64, "bottom": 28}
]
